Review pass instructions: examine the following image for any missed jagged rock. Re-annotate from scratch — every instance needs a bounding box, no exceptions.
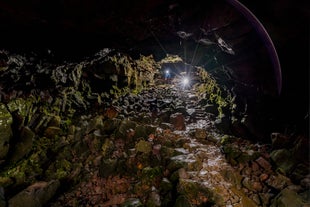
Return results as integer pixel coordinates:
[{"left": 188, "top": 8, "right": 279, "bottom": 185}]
[
  {"left": 0, "top": 103, "right": 13, "bottom": 159},
  {"left": 270, "top": 149, "right": 295, "bottom": 174},
  {"left": 10, "top": 126, "right": 34, "bottom": 163},
  {"left": 170, "top": 113, "right": 185, "bottom": 131},
  {"left": 271, "top": 188, "right": 304, "bottom": 207},
  {"left": 8, "top": 180, "right": 60, "bottom": 207}
]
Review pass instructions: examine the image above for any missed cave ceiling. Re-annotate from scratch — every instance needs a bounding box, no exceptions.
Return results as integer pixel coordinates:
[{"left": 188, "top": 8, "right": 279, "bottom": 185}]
[{"left": 0, "top": 0, "right": 281, "bottom": 96}]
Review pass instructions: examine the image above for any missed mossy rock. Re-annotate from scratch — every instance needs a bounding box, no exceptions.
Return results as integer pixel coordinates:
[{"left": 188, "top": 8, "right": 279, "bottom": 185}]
[
  {"left": 135, "top": 140, "right": 152, "bottom": 154},
  {"left": 44, "top": 126, "right": 61, "bottom": 139},
  {"left": 0, "top": 103, "right": 13, "bottom": 159},
  {"left": 270, "top": 149, "right": 295, "bottom": 175},
  {"left": 115, "top": 120, "right": 137, "bottom": 139},
  {"left": 9, "top": 127, "right": 34, "bottom": 163},
  {"left": 271, "top": 188, "right": 304, "bottom": 207},
  {"left": 134, "top": 125, "right": 156, "bottom": 140},
  {"left": 177, "top": 179, "right": 213, "bottom": 206}
]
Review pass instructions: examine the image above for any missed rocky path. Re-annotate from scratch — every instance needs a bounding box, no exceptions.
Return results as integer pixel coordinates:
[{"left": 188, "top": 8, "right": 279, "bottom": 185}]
[
  {"left": 157, "top": 86, "right": 255, "bottom": 206},
  {"left": 1, "top": 82, "right": 308, "bottom": 207}
]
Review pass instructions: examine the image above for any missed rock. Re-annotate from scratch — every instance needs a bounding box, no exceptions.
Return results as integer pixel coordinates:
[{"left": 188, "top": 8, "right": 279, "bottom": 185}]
[
  {"left": 101, "top": 139, "right": 115, "bottom": 157},
  {"left": 121, "top": 198, "right": 143, "bottom": 207},
  {"left": 135, "top": 140, "right": 152, "bottom": 154},
  {"left": 104, "top": 106, "right": 119, "bottom": 119},
  {"left": 194, "top": 128, "right": 207, "bottom": 139},
  {"left": 8, "top": 180, "right": 60, "bottom": 207},
  {"left": 222, "top": 145, "right": 241, "bottom": 166},
  {"left": 160, "top": 178, "right": 173, "bottom": 193},
  {"left": 204, "top": 104, "right": 218, "bottom": 115},
  {"left": 146, "top": 191, "right": 161, "bottom": 207},
  {"left": 259, "top": 193, "right": 273, "bottom": 207},
  {"left": 0, "top": 103, "right": 13, "bottom": 159},
  {"left": 159, "top": 123, "right": 173, "bottom": 130},
  {"left": 237, "top": 150, "right": 260, "bottom": 164},
  {"left": 47, "top": 115, "right": 61, "bottom": 127},
  {"left": 290, "top": 164, "right": 309, "bottom": 183},
  {"left": 175, "top": 106, "right": 187, "bottom": 115},
  {"left": 300, "top": 175, "right": 310, "bottom": 189},
  {"left": 270, "top": 149, "right": 295, "bottom": 174},
  {"left": 102, "top": 118, "right": 121, "bottom": 133},
  {"left": 86, "top": 116, "right": 104, "bottom": 133},
  {"left": 10, "top": 126, "right": 34, "bottom": 163},
  {"left": 242, "top": 177, "right": 263, "bottom": 192},
  {"left": 0, "top": 187, "right": 5, "bottom": 207},
  {"left": 116, "top": 120, "right": 137, "bottom": 139},
  {"left": 266, "top": 173, "right": 291, "bottom": 191},
  {"left": 271, "top": 188, "right": 304, "bottom": 207},
  {"left": 44, "top": 126, "right": 61, "bottom": 139},
  {"left": 170, "top": 113, "right": 185, "bottom": 130},
  {"left": 99, "top": 158, "right": 118, "bottom": 178},
  {"left": 174, "top": 195, "right": 192, "bottom": 207},
  {"left": 292, "top": 137, "right": 309, "bottom": 161},
  {"left": 255, "top": 156, "right": 272, "bottom": 171},
  {"left": 177, "top": 179, "right": 212, "bottom": 206},
  {"left": 271, "top": 132, "right": 292, "bottom": 149},
  {"left": 230, "top": 187, "right": 257, "bottom": 207},
  {"left": 134, "top": 125, "right": 156, "bottom": 139}
]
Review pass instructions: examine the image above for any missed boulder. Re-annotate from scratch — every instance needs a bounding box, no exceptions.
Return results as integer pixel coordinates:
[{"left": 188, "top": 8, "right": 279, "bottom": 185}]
[
  {"left": 8, "top": 180, "right": 60, "bottom": 207},
  {"left": 9, "top": 126, "right": 34, "bottom": 163},
  {"left": 271, "top": 188, "right": 304, "bottom": 207},
  {"left": 270, "top": 149, "right": 295, "bottom": 174}
]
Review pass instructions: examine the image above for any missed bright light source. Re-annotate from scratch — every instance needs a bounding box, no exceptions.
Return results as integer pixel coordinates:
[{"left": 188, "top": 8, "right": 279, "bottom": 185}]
[
  {"left": 182, "top": 77, "right": 189, "bottom": 86},
  {"left": 165, "top": 70, "right": 169, "bottom": 74}
]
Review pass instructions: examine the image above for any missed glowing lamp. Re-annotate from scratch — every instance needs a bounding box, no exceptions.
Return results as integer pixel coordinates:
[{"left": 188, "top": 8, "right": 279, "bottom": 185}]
[{"left": 182, "top": 77, "right": 189, "bottom": 85}]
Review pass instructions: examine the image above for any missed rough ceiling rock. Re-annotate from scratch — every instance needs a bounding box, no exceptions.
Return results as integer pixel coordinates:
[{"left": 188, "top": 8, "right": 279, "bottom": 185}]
[{"left": 0, "top": 0, "right": 281, "bottom": 96}]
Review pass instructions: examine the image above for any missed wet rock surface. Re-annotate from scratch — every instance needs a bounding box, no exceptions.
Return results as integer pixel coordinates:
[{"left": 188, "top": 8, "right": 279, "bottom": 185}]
[{"left": 0, "top": 50, "right": 308, "bottom": 206}]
